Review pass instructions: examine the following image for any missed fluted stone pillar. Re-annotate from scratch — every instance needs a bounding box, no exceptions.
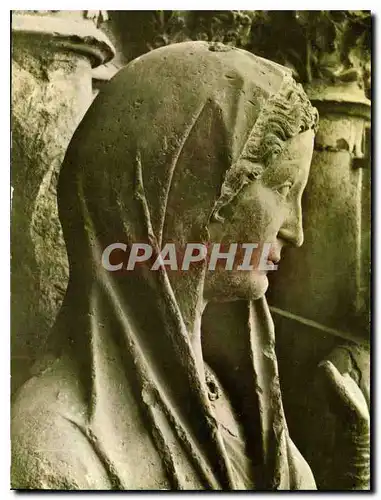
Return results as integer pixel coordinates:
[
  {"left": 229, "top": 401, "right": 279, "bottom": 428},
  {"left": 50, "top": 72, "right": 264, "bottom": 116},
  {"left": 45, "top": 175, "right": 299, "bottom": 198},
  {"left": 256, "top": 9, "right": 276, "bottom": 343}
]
[{"left": 11, "top": 11, "right": 115, "bottom": 392}]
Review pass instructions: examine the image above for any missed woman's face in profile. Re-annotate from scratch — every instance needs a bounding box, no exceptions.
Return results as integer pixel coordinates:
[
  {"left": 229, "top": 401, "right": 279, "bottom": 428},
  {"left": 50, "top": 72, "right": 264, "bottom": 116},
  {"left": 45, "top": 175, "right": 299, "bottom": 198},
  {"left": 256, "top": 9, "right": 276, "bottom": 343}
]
[{"left": 204, "top": 129, "right": 315, "bottom": 302}]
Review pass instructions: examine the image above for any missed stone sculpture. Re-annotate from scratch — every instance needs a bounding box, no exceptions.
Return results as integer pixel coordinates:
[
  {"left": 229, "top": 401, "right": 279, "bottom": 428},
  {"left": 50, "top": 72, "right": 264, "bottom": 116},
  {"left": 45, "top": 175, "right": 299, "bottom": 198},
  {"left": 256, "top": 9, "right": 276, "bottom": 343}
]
[{"left": 11, "top": 41, "right": 369, "bottom": 490}]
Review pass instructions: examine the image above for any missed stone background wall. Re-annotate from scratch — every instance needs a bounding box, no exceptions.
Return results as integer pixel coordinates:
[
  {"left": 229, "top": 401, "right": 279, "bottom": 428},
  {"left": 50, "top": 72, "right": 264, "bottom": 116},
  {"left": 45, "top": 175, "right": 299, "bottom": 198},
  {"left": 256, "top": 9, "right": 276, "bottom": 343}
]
[{"left": 11, "top": 11, "right": 371, "bottom": 488}]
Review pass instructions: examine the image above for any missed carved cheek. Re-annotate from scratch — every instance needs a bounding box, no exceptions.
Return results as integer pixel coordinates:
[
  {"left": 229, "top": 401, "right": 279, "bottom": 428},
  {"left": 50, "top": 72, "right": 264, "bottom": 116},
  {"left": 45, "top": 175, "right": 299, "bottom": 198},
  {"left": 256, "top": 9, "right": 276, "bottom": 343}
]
[{"left": 254, "top": 191, "right": 281, "bottom": 239}]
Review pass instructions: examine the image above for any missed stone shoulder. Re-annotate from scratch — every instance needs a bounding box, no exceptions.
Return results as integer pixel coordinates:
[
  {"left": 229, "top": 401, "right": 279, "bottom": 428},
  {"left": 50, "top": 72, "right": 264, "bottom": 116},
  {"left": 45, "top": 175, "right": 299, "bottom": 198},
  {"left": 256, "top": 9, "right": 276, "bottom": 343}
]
[{"left": 11, "top": 372, "right": 112, "bottom": 490}]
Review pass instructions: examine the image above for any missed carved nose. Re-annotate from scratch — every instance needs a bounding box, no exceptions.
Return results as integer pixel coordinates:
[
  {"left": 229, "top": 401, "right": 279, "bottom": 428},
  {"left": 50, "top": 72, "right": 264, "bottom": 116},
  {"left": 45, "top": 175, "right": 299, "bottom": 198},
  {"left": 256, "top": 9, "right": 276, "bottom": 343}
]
[{"left": 278, "top": 205, "right": 304, "bottom": 248}]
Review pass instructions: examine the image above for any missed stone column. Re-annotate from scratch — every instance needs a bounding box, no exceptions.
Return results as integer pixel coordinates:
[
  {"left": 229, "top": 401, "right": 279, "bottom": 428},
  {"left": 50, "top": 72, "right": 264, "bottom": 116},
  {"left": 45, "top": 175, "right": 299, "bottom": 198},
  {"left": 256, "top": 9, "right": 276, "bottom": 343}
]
[{"left": 11, "top": 11, "right": 115, "bottom": 392}]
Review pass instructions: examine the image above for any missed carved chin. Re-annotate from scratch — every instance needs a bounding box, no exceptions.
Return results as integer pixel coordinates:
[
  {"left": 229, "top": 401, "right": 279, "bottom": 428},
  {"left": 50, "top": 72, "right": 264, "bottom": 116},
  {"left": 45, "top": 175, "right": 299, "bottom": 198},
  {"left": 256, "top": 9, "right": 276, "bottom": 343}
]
[
  {"left": 206, "top": 271, "right": 269, "bottom": 303},
  {"left": 246, "top": 271, "right": 269, "bottom": 300},
  {"left": 227, "top": 269, "right": 270, "bottom": 302}
]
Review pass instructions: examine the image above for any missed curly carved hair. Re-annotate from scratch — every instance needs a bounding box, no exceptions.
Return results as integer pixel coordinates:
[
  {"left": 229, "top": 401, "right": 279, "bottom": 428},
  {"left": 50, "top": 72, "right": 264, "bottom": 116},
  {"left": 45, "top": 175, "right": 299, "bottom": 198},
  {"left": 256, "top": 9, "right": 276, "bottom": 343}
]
[{"left": 210, "top": 73, "right": 319, "bottom": 222}]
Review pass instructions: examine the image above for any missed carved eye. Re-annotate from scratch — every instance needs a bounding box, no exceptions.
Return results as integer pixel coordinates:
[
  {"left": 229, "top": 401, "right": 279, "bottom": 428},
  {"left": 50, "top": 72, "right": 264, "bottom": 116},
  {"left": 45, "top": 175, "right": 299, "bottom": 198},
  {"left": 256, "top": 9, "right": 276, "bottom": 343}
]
[
  {"left": 247, "top": 172, "right": 259, "bottom": 181},
  {"left": 276, "top": 182, "right": 293, "bottom": 197}
]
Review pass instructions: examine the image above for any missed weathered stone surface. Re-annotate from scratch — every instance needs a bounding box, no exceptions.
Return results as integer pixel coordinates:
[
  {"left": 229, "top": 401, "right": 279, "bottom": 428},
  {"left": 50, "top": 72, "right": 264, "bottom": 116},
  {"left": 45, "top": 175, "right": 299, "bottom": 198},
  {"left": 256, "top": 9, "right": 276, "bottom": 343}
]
[
  {"left": 98, "top": 10, "right": 371, "bottom": 490},
  {"left": 11, "top": 11, "right": 371, "bottom": 491},
  {"left": 96, "top": 11, "right": 371, "bottom": 342},
  {"left": 11, "top": 11, "right": 114, "bottom": 392},
  {"left": 12, "top": 40, "right": 370, "bottom": 490},
  {"left": 12, "top": 42, "right": 319, "bottom": 490},
  {"left": 268, "top": 105, "right": 370, "bottom": 338},
  {"left": 267, "top": 100, "right": 370, "bottom": 490},
  {"left": 98, "top": 11, "right": 256, "bottom": 62},
  {"left": 101, "top": 11, "right": 371, "bottom": 93},
  {"left": 248, "top": 12, "right": 371, "bottom": 94}
]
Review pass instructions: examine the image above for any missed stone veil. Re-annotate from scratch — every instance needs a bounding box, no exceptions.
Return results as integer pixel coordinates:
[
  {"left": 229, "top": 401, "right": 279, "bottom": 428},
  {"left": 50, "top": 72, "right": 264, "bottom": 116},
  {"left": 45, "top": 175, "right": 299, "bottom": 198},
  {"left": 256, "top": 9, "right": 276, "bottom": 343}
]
[{"left": 11, "top": 41, "right": 319, "bottom": 490}]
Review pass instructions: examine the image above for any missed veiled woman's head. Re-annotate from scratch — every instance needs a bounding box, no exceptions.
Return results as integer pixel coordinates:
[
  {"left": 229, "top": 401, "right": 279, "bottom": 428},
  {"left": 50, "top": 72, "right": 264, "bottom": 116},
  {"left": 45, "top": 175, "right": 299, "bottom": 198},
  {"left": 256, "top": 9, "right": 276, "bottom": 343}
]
[
  {"left": 204, "top": 99, "right": 317, "bottom": 302},
  {"left": 54, "top": 41, "right": 319, "bottom": 491},
  {"left": 58, "top": 41, "right": 318, "bottom": 314}
]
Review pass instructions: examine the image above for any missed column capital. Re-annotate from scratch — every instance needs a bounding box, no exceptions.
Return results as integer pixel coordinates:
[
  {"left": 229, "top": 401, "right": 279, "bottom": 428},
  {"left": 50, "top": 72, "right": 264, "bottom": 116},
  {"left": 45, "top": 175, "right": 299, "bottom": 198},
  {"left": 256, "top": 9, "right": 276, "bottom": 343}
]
[{"left": 12, "top": 11, "right": 115, "bottom": 67}]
